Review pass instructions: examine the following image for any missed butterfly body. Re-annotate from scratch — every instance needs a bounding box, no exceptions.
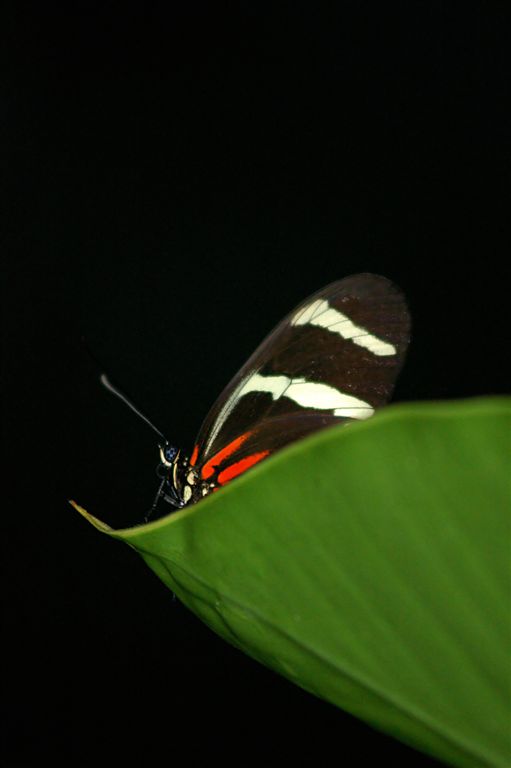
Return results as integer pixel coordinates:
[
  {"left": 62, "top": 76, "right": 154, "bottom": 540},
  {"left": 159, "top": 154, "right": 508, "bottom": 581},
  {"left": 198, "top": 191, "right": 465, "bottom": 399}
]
[
  {"left": 153, "top": 273, "right": 410, "bottom": 512},
  {"left": 156, "top": 450, "right": 206, "bottom": 508}
]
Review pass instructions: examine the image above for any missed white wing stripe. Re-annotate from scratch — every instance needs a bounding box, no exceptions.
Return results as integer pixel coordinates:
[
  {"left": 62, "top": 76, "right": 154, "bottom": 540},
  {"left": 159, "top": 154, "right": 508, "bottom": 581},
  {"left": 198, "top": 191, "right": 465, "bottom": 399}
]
[
  {"left": 205, "top": 369, "right": 374, "bottom": 453},
  {"left": 238, "top": 372, "right": 374, "bottom": 419},
  {"left": 292, "top": 299, "right": 396, "bottom": 356},
  {"left": 293, "top": 298, "right": 325, "bottom": 325}
]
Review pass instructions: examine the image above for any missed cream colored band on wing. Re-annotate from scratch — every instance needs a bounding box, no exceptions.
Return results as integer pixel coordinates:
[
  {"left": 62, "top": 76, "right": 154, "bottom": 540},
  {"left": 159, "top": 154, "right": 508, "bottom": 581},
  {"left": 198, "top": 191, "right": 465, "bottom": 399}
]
[
  {"left": 239, "top": 372, "right": 374, "bottom": 418},
  {"left": 203, "top": 369, "right": 374, "bottom": 455},
  {"left": 292, "top": 299, "right": 396, "bottom": 356}
]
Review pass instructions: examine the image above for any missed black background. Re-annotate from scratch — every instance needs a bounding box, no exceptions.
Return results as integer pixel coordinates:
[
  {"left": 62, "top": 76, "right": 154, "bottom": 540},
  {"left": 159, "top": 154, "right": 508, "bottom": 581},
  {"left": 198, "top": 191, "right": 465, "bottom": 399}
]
[{"left": 3, "top": 3, "right": 509, "bottom": 765}]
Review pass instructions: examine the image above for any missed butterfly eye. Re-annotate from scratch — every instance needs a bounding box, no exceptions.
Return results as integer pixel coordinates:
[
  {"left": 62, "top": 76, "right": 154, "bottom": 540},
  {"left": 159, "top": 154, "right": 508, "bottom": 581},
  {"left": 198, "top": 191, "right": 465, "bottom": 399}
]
[{"left": 163, "top": 444, "right": 178, "bottom": 464}]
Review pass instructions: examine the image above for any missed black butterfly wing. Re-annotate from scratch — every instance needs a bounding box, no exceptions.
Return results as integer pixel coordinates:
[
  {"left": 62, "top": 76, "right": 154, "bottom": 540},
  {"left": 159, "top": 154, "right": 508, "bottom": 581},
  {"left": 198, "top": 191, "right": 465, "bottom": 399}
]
[{"left": 192, "top": 273, "right": 410, "bottom": 478}]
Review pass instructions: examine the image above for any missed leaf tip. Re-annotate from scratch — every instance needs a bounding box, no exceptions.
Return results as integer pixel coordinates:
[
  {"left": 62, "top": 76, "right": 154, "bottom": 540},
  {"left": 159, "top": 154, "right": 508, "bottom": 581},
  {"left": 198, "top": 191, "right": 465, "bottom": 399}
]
[{"left": 68, "top": 499, "right": 113, "bottom": 533}]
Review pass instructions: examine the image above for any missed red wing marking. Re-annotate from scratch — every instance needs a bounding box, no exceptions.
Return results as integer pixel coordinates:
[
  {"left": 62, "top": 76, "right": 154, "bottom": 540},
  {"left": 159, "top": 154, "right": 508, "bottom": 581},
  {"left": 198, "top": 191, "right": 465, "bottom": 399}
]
[
  {"left": 201, "top": 431, "right": 252, "bottom": 480},
  {"left": 217, "top": 451, "right": 270, "bottom": 486},
  {"left": 190, "top": 444, "right": 199, "bottom": 466}
]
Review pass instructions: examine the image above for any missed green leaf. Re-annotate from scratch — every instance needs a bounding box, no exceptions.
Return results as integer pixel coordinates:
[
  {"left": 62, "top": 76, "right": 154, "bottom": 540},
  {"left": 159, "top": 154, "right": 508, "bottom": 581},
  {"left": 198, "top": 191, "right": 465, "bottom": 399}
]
[{"left": 72, "top": 397, "right": 511, "bottom": 767}]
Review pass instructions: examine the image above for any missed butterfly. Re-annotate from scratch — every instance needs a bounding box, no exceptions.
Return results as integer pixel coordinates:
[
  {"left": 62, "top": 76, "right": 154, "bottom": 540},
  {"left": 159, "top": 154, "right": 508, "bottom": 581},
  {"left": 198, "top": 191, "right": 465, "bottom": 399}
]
[{"left": 102, "top": 273, "right": 410, "bottom": 514}]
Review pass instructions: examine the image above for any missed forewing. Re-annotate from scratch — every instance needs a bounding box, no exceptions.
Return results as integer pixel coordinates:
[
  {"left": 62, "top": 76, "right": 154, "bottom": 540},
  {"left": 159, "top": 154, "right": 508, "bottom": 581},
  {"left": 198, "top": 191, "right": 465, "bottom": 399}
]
[{"left": 193, "top": 273, "right": 410, "bottom": 467}]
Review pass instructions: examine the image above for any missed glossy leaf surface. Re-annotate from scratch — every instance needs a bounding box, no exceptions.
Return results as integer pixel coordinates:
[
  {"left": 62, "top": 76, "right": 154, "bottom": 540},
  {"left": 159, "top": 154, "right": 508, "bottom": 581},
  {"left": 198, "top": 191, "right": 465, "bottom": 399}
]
[{"left": 73, "top": 398, "right": 511, "bottom": 767}]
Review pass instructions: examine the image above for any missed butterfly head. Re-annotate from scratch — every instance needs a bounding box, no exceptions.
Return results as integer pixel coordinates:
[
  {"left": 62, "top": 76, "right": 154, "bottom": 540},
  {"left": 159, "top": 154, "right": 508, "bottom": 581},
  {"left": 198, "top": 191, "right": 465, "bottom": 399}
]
[{"left": 154, "top": 441, "right": 212, "bottom": 511}]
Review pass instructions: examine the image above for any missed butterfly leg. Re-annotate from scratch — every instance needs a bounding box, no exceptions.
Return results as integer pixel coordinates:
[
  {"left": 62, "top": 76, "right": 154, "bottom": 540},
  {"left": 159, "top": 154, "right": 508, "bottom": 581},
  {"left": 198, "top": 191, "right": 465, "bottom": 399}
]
[{"left": 145, "top": 477, "right": 166, "bottom": 522}]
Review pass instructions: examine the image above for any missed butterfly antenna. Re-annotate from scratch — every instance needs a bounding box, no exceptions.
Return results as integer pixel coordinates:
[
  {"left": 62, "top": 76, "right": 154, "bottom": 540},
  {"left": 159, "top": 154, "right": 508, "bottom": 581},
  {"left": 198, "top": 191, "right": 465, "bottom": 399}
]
[{"left": 100, "top": 374, "right": 167, "bottom": 441}]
